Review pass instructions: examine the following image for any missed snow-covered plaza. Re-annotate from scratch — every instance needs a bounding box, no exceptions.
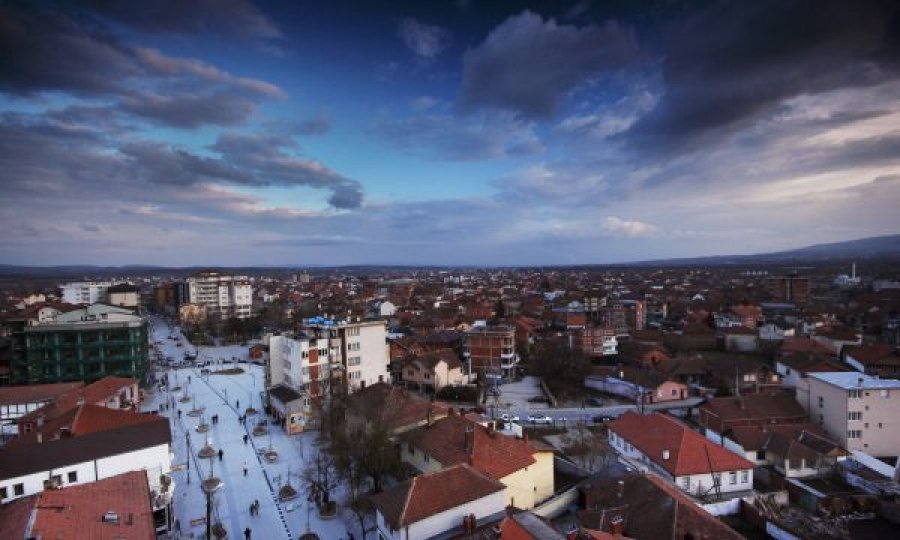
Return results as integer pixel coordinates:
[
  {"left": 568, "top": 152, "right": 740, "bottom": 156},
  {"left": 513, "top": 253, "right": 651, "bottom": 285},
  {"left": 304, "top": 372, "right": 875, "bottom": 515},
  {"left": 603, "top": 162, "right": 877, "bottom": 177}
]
[{"left": 143, "top": 318, "right": 355, "bottom": 540}]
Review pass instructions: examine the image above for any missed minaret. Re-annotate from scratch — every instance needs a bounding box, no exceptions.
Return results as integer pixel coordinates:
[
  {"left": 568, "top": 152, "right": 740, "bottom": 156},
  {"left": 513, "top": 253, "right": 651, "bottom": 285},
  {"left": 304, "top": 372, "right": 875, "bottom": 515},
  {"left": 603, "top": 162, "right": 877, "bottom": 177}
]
[{"left": 852, "top": 262, "right": 857, "bottom": 281}]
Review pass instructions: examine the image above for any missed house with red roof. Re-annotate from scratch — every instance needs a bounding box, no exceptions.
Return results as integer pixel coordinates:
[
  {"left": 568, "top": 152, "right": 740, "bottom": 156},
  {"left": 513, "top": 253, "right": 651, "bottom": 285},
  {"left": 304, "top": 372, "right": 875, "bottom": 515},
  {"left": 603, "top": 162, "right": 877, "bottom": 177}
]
[
  {"left": 16, "top": 376, "right": 139, "bottom": 435},
  {"left": 399, "top": 411, "right": 554, "bottom": 509},
  {"left": 370, "top": 463, "right": 507, "bottom": 540},
  {"left": 0, "top": 470, "right": 156, "bottom": 540},
  {"left": 607, "top": 411, "right": 754, "bottom": 497}
]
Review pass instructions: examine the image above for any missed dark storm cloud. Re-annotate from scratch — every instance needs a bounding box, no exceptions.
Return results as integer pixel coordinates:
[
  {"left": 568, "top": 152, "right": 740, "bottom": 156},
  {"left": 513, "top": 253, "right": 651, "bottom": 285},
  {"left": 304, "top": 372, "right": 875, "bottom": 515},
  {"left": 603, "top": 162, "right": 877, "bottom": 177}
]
[
  {"left": 120, "top": 91, "right": 258, "bottom": 128},
  {"left": 80, "top": 0, "right": 282, "bottom": 40},
  {"left": 120, "top": 141, "right": 257, "bottom": 186},
  {"left": 459, "top": 10, "right": 641, "bottom": 118},
  {"left": 209, "top": 132, "right": 364, "bottom": 209},
  {"left": 0, "top": 3, "right": 138, "bottom": 95},
  {"left": 627, "top": 0, "right": 900, "bottom": 151},
  {"left": 0, "top": 3, "right": 283, "bottom": 128}
]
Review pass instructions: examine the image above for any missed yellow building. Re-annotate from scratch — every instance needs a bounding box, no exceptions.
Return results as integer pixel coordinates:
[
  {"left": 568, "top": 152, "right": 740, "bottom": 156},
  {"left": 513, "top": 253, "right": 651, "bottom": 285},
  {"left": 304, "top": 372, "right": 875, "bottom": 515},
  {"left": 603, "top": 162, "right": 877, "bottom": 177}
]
[{"left": 399, "top": 412, "right": 554, "bottom": 509}]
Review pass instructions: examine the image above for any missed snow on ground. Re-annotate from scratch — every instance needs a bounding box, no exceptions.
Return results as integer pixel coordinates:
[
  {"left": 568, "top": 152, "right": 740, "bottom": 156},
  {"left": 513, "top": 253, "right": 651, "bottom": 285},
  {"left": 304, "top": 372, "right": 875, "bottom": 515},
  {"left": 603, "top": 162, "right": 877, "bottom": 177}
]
[
  {"left": 495, "top": 376, "right": 550, "bottom": 411},
  {"left": 143, "top": 317, "right": 355, "bottom": 540}
]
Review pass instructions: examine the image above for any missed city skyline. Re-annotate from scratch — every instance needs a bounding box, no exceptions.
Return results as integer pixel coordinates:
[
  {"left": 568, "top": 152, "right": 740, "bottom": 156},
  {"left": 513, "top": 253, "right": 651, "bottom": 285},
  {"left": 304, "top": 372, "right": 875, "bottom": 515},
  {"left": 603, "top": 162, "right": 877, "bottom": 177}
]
[{"left": 2, "top": 0, "right": 900, "bottom": 266}]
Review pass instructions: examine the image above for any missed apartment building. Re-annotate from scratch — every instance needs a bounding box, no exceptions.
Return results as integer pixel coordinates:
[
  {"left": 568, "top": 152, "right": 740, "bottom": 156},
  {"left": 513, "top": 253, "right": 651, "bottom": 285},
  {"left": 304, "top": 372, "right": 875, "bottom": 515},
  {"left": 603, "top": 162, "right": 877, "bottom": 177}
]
[
  {"left": 60, "top": 281, "right": 114, "bottom": 305},
  {"left": 572, "top": 325, "right": 618, "bottom": 357},
  {"left": 266, "top": 318, "right": 390, "bottom": 432},
  {"left": 7, "top": 304, "right": 148, "bottom": 385},
  {"left": 463, "top": 323, "right": 518, "bottom": 378},
  {"left": 798, "top": 372, "right": 900, "bottom": 457},
  {"left": 186, "top": 270, "right": 253, "bottom": 319}
]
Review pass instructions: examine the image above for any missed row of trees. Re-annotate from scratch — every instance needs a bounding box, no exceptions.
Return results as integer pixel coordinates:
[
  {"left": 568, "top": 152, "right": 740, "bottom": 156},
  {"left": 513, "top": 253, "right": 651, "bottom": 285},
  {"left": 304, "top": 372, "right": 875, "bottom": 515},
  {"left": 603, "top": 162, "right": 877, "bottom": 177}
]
[{"left": 301, "top": 392, "right": 405, "bottom": 538}]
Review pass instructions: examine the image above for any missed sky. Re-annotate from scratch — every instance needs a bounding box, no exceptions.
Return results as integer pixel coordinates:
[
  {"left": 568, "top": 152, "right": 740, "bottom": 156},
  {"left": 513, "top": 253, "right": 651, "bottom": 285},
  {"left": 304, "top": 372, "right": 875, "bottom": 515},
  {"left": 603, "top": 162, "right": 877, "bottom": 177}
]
[{"left": 1, "top": 0, "right": 900, "bottom": 267}]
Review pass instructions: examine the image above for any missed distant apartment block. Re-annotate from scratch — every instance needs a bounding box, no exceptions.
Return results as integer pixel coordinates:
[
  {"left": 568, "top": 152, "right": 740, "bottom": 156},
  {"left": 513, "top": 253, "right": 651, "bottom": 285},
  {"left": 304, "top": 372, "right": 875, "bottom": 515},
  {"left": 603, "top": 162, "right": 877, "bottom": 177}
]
[
  {"left": 463, "top": 323, "right": 518, "bottom": 378},
  {"left": 266, "top": 318, "right": 390, "bottom": 432},
  {"left": 186, "top": 270, "right": 252, "bottom": 319},
  {"left": 107, "top": 284, "right": 140, "bottom": 309},
  {"left": 60, "top": 281, "right": 114, "bottom": 305},
  {"left": 572, "top": 326, "right": 618, "bottom": 357},
  {"left": 8, "top": 304, "right": 148, "bottom": 385},
  {"left": 768, "top": 275, "right": 810, "bottom": 303},
  {"left": 798, "top": 372, "right": 900, "bottom": 457}
]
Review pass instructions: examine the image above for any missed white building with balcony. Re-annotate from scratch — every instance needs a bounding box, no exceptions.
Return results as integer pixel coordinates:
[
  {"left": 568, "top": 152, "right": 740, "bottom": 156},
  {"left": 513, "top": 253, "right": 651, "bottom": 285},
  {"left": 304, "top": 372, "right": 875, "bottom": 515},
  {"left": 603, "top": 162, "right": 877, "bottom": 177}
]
[{"left": 186, "top": 270, "right": 253, "bottom": 319}]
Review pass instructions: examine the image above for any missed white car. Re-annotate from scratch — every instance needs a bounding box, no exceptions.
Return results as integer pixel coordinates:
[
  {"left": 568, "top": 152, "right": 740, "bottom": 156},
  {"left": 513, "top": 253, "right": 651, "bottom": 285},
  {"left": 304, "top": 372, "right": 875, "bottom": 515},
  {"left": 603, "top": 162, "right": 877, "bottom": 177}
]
[
  {"left": 528, "top": 414, "right": 553, "bottom": 425},
  {"left": 500, "top": 414, "right": 520, "bottom": 423}
]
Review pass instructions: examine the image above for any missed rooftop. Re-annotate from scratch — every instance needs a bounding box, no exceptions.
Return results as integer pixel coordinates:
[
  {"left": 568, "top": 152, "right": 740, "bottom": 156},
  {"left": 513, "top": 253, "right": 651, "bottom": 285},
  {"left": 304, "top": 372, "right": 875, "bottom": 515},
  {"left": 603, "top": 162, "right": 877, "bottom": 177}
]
[
  {"left": 0, "top": 470, "right": 156, "bottom": 540},
  {"left": 370, "top": 463, "right": 505, "bottom": 529},
  {"left": 608, "top": 411, "right": 754, "bottom": 476},
  {"left": 809, "top": 372, "right": 900, "bottom": 390}
]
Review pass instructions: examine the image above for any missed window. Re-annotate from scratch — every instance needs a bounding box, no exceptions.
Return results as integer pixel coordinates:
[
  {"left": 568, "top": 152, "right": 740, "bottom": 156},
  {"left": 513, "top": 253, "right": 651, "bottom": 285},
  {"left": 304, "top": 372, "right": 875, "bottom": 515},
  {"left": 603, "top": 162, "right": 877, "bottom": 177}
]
[
  {"left": 407, "top": 443, "right": 414, "bottom": 454},
  {"left": 713, "top": 473, "right": 722, "bottom": 486},
  {"left": 0, "top": 487, "right": 7, "bottom": 500},
  {"left": 756, "top": 450, "right": 766, "bottom": 460},
  {"left": 847, "top": 430, "right": 862, "bottom": 439},
  {"left": 681, "top": 477, "right": 690, "bottom": 490},
  {"left": 818, "top": 396, "right": 824, "bottom": 408},
  {"left": 348, "top": 342, "right": 361, "bottom": 352},
  {"left": 741, "top": 471, "right": 749, "bottom": 483},
  {"left": 424, "top": 453, "right": 429, "bottom": 463},
  {"left": 848, "top": 389, "right": 862, "bottom": 399},
  {"left": 67, "top": 471, "right": 77, "bottom": 483},
  {"left": 347, "top": 327, "right": 360, "bottom": 337},
  {"left": 786, "top": 368, "right": 792, "bottom": 375},
  {"left": 881, "top": 389, "right": 890, "bottom": 398},
  {"left": 729, "top": 472, "right": 737, "bottom": 485},
  {"left": 849, "top": 411, "right": 862, "bottom": 421},
  {"left": 348, "top": 356, "right": 361, "bottom": 366},
  {"left": 14, "top": 483, "right": 24, "bottom": 496}
]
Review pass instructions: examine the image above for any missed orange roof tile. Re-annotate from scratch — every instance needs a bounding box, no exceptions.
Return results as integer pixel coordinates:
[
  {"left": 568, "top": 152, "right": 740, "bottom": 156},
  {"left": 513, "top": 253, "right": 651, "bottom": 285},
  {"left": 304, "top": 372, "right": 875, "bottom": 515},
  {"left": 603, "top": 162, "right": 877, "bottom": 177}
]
[
  {"left": 29, "top": 470, "right": 155, "bottom": 540},
  {"left": 609, "top": 411, "right": 754, "bottom": 476},
  {"left": 400, "top": 414, "right": 541, "bottom": 480},
  {"left": 371, "top": 463, "right": 505, "bottom": 529}
]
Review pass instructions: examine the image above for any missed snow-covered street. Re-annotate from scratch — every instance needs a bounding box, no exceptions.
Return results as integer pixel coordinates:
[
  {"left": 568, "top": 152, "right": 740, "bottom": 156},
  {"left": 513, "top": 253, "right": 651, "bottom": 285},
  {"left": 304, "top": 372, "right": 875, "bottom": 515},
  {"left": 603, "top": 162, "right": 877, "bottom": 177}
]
[{"left": 142, "top": 317, "right": 353, "bottom": 540}]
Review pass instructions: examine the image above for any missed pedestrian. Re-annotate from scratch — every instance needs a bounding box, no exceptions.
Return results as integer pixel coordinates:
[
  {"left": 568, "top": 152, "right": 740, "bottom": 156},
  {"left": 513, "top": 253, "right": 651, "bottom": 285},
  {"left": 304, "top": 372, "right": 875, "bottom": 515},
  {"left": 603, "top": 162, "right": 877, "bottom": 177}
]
[
  {"left": 243, "top": 434, "right": 249, "bottom": 444},
  {"left": 249, "top": 503, "right": 254, "bottom": 515},
  {"left": 177, "top": 409, "right": 182, "bottom": 419},
  {"left": 218, "top": 448, "right": 223, "bottom": 461},
  {"left": 237, "top": 400, "right": 240, "bottom": 409},
  {"left": 253, "top": 500, "right": 259, "bottom": 515},
  {"left": 244, "top": 526, "right": 251, "bottom": 540},
  {"left": 243, "top": 462, "right": 248, "bottom": 477}
]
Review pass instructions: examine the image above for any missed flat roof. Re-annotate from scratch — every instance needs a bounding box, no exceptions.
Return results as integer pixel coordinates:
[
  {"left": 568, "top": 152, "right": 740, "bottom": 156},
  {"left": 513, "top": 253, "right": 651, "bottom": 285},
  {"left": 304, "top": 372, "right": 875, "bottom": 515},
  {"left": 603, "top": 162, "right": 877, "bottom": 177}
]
[{"left": 809, "top": 372, "right": 900, "bottom": 390}]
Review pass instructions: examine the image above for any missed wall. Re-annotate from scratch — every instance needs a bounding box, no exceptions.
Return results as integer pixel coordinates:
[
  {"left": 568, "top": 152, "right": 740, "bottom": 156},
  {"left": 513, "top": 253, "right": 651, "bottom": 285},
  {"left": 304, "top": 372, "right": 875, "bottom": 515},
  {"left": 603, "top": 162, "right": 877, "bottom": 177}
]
[
  {"left": 0, "top": 442, "right": 170, "bottom": 503},
  {"left": 497, "top": 450, "right": 553, "bottom": 509},
  {"left": 400, "top": 443, "right": 444, "bottom": 475},
  {"left": 702, "top": 497, "right": 742, "bottom": 516},
  {"left": 376, "top": 488, "right": 506, "bottom": 540}
]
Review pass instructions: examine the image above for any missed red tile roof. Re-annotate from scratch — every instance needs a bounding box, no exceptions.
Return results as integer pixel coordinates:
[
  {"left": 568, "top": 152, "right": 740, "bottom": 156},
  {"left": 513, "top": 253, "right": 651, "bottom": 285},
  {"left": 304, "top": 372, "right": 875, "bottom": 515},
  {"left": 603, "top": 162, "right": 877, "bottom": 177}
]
[
  {"left": 700, "top": 390, "right": 807, "bottom": 424},
  {"left": 19, "top": 376, "right": 137, "bottom": 424},
  {"left": 0, "top": 381, "right": 84, "bottom": 406},
  {"left": 401, "top": 414, "right": 543, "bottom": 480},
  {"left": 370, "top": 463, "right": 505, "bottom": 529},
  {"left": 7, "top": 404, "right": 162, "bottom": 447},
  {"left": 27, "top": 471, "right": 154, "bottom": 540},
  {"left": 608, "top": 411, "right": 754, "bottom": 476}
]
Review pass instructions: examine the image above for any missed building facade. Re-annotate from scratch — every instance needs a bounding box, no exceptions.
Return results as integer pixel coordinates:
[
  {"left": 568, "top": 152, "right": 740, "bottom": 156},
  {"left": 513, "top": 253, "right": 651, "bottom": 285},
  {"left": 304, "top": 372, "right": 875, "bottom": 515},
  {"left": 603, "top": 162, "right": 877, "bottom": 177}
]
[
  {"left": 266, "top": 318, "right": 390, "bottom": 432},
  {"left": 797, "top": 372, "right": 900, "bottom": 457},
  {"left": 60, "top": 281, "right": 114, "bottom": 305},
  {"left": 186, "top": 270, "right": 253, "bottom": 319},
  {"left": 463, "top": 324, "right": 518, "bottom": 378},
  {"left": 8, "top": 305, "right": 148, "bottom": 385}
]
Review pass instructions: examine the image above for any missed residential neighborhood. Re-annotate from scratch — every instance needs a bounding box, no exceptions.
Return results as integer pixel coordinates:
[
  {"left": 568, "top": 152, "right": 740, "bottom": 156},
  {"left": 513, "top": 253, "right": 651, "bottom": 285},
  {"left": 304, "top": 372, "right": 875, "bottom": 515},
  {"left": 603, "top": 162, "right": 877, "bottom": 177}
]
[{"left": 2, "top": 1, "right": 900, "bottom": 538}]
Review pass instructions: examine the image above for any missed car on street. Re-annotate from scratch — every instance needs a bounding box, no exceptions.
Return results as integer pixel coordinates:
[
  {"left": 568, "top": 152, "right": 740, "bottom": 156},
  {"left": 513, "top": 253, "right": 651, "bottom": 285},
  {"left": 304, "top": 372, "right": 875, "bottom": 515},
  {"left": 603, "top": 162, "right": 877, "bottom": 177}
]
[{"left": 528, "top": 414, "right": 553, "bottom": 424}]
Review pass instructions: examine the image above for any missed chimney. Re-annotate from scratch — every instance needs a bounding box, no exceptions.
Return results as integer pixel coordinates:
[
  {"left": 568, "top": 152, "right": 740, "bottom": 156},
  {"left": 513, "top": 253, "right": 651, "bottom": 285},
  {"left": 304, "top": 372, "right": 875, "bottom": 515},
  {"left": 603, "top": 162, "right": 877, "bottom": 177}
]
[
  {"left": 464, "top": 426, "right": 475, "bottom": 454},
  {"left": 449, "top": 407, "right": 455, "bottom": 416},
  {"left": 662, "top": 449, "right": 670, "bottom": 461},
  {"left": 858, "top": 377, "right": 864, "bottom": 387},
  {"left": 37, "top": 432, "right": 43, "bottom": 444},
  {"left": 617, "top": 480, "right": 625, "bottom": 499}
]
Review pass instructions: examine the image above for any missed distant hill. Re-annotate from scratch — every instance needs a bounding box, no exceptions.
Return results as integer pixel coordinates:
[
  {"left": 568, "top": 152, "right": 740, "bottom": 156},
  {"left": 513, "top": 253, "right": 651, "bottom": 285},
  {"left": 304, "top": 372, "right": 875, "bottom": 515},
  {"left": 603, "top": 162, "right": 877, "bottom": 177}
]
[
  {"left": 630, "top": 234, "right": 900, "bottom": 266},
  {"left": 0, "top": 234, "right": 898, "bottom": 275}
]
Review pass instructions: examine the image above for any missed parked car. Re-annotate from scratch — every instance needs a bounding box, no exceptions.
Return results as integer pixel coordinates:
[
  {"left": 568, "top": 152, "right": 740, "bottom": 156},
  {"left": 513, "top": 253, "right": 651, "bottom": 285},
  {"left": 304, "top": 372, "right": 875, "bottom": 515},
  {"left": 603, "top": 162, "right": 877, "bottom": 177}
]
[
  {"left": 501, "top": 414, "right": 520, "bottom": 423},
  {"left": 528, "top": 414, "right": 553, "bottom": 425}
]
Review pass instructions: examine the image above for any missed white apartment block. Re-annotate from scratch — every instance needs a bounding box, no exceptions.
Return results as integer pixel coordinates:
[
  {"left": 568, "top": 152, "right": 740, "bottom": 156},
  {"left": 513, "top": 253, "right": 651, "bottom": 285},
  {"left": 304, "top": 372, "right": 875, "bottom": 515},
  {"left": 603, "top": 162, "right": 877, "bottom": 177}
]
[
  {"left": 186, "top": 271, "right": 253, "bottom": 319},
  {"left": 269, "top": 318, "right": 390, "bottom": 394},
  {"left": 60, "top": 281, "right": 114, "bottom": 305},
  {"left": 798, "top": 372, "right": 900, "bottom": 457}
]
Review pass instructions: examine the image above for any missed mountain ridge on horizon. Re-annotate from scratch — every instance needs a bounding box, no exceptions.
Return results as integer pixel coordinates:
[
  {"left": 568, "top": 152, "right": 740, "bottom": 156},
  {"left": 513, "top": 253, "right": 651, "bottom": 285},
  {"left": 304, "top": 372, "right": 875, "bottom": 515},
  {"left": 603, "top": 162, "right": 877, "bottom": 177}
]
[{"left": 1, "top": 233, "right": 898, "bottom": 275}]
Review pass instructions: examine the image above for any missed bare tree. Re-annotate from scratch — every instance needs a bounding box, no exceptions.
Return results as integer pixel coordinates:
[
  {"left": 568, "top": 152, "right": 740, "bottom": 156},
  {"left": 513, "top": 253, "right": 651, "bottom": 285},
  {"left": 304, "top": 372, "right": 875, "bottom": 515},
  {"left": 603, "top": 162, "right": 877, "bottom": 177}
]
[
  {"left": 561, "top": 420, "right": 616, "bottom": 473},
  {"left": 301, "top": 450, "right": 340, "bottom": 507}
]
